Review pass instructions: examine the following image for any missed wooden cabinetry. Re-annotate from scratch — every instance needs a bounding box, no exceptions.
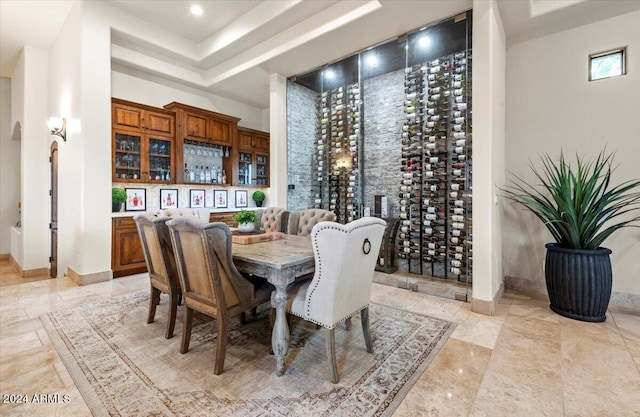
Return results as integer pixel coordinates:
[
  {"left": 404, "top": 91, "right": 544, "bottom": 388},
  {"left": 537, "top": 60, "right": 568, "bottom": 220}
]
[
  {"left": 111, "top": 212, "right": 237, "bottom": 277},
  {"left": 236, "top": 127, "right": 270, "bottom": 187},
  {"left": 209, "top": 212, "right": 238, "bottom": 227},
  {"left": 164, "top": 102, "right": 240, "bottom": 183},
  {"left": 112, "top": 98, "right": 176, "bottom": 183},
  {"left": 112, "top": 217, "right": 147, "bottom": 277}
]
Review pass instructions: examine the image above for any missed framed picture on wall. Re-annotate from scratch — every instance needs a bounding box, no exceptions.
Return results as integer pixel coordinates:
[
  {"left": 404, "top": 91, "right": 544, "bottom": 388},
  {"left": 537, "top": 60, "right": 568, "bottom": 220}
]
[
  {"left": 214, "top": 190, "right": 228, "bottom": 208},
  {"left": 125, "top": 188, "right": 146, "bottom": 211},
  {"left": 190, "top": 189, "right": 205, "bottom": 208},
  {"left": 160, "top": 188, "right": 178, "bottom": 210},
  {"left": 235, "top": 190, "right": 248, "bottom": 208}
]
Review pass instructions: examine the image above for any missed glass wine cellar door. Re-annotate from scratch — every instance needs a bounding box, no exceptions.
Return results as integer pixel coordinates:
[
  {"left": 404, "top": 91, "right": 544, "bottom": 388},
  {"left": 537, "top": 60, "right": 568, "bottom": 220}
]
[{"left": 287, "top": 11, "right": 472, "bottom": 302}]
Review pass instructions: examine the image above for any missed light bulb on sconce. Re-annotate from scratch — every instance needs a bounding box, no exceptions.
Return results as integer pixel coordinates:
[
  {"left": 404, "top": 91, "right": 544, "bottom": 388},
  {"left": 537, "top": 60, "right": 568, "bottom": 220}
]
[
  {"left": 335, "top": 155, "right": 352, "bottom": 171},
  {"left": 47, "top": 117, "right": 66, "bottom": 141}
]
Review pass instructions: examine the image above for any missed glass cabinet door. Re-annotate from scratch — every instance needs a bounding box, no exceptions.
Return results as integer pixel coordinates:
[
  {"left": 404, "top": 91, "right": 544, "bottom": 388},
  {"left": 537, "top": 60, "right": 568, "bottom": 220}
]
[
  {"left": 255, "top": 153, "right": 269, "bottom": 186},
  {"left": 148, "top": 137, "right": 172, "bottom": 182},
  {"left": 114, "top": 132, "right": 141, "bottom": 181},
  {"left": 238, "top": 151, "right": 253, "bottom": 185}
]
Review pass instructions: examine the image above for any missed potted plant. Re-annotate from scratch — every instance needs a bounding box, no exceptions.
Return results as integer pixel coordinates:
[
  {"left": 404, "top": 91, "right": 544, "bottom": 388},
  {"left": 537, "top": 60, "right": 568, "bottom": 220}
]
[
  {"left": 234, "top": 210, "right": 259, "bottom": 233},
  {"left": 112, "top": 187, "right": 126, "bottom": 212},
  {"left": 252, "top": 190, "right": 266, "bottom": 207},
  {"left": 502, "top": 149, "right": 640, "bottom": 322}
]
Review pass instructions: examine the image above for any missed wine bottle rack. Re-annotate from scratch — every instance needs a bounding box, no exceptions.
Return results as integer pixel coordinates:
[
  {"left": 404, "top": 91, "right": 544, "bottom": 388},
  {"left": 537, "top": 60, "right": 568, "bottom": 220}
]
[
  {"left": 398, "top": 64, "right": 425, "bottom": 272},
  {"left": 398, "top": 49, "right": 473, "bottom": 282},
  {"left": 313, "top": 82, "right": 362, "bottom": 223}
]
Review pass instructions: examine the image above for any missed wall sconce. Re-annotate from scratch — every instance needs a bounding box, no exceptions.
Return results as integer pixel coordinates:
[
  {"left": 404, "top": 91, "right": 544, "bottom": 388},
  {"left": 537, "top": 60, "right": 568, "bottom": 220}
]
[{"left": 47, "top": 117, "right": 66, "bottom": 141}]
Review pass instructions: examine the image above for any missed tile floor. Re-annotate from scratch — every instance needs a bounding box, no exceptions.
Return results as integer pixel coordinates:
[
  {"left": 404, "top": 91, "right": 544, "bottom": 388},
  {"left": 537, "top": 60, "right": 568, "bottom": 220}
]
[{"left": 1, "top": 259, "right": 638, "bottom": 416}]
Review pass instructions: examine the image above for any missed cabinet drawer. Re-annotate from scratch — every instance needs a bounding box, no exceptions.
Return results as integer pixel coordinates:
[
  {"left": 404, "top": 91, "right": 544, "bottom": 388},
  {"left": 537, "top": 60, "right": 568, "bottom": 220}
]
[
  {"left": 185, "top": 113, "right": 208, "bottom": 141},
  {"left": 146, "top": 111, "right": 175, "bottom": 136},
  {"left": 238, "top": 132, "right": 252, "bottom": 148},
  {"left": 113, "top": 104, "right": 143, "bottom": 131},
  {"left": 209, "top": 120, "right": 232, "bottom": 146},
  {"left": 114, "top": 217, "right": 137, "bottom": 229},
  {"left": 252, "top": 135, "right": 269, "bottom": 150}
]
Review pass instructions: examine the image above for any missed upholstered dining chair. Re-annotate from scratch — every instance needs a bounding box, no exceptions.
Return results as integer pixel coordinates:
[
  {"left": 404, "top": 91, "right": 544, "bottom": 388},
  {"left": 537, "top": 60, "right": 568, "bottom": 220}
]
[
  {"left": 159, "top": 207, "right": 210, "bottom": 222},
  {"left": 256, "top": 207, "right": 288, "bottom": 232},
  {"left": 166, "top": 217, "right": 274, "bottom": 375},
  {"left": 134, "top": 213, "right": 182, "bottom": 339},
  {"left": 286, "top": 209, "right": 336, "bottom": 236},
  {"left": 275, "top": 217, "right": 386, "bottom": 383}
]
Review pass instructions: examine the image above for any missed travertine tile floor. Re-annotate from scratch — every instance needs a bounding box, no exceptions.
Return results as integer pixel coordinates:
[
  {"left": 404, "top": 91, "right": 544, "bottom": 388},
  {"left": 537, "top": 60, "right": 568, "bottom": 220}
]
[{"left": 0, "top": 259, "right": 638, "bottom": 416}]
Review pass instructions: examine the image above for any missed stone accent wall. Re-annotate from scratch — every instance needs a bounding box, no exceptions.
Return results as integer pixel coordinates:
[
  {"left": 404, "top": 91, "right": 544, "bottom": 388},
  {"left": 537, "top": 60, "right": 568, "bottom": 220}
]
[
  {"left": 286, "top": 81, "right": 317, "bottom": 211},
  {"left": 362, "top": 69, "right": 405, "bottom": 220}
]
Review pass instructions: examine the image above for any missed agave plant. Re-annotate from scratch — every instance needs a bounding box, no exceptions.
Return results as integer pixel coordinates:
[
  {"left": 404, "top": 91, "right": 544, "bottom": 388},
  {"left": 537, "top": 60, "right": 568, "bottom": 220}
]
[{"left": 502, "top": 150, "right": 640, "bottom": 250}]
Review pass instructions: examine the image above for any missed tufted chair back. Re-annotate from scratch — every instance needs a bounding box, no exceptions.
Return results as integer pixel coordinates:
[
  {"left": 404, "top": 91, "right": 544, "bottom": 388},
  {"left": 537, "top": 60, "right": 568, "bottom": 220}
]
[
  {"left": 256, "top": 207, "right": 288, "bottom": 232},
  {"left": 134, "top": 213, "right": 182, "bottom": 339},
  {"left": 286, "top": 209, "right": 336, "bottom": 236},
  {"left": 160, "top": 208, "right": 210, "bottom": 222},
  {"left": 305, "top": 217, "right": 386, "bottom": 327},
  {"left": 274, "top": 216, "right": 386, "bottom": 383}
]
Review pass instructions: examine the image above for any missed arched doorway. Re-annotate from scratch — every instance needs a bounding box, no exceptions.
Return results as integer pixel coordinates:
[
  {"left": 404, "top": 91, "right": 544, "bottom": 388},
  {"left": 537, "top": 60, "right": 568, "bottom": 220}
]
[{"left": 50, "top": 141, "right": 58, "bottom": 277}]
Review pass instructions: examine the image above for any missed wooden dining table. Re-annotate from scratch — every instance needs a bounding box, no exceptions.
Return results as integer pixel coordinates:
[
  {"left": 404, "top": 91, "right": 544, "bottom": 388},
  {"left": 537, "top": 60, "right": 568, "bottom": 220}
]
[{"left": 232, "top": 234, "right": 315, "bottom": 376}]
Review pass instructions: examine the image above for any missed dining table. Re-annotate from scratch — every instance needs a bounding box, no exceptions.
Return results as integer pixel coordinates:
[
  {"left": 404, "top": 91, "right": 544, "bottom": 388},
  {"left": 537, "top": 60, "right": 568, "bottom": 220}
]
[{"left": 231, "top": 234, "right": 315, "bottom": 376}]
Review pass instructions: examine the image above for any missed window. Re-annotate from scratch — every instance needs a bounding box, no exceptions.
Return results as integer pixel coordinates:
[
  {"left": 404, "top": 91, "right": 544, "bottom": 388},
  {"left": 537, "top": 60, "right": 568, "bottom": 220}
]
[{"left": 589, "top": 47, "right": 626, "bottom": 81}]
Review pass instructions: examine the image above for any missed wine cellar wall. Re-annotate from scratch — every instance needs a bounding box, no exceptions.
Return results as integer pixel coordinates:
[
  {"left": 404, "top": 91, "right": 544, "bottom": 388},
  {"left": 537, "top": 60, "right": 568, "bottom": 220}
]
[
  {"left": 313, "top": 83, "right": 362, "bottom": 223},
  {"left": 287, "top": 11, "right": 473, "bottom": 289},
  {"left": 398, "top": 51, "right": 473, "bottom": 282}
]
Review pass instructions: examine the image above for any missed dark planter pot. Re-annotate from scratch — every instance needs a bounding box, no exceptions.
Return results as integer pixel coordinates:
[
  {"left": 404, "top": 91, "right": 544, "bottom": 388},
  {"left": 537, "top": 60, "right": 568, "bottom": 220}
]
[
  {"left": 112, "top": 202, "right": 123, "bottom": 212},
  {"left": 255, "top": 201, "right": 263, "bottom": 207},
  {"left": 545, "top": 243, "right": 612, "bottom": 322}
]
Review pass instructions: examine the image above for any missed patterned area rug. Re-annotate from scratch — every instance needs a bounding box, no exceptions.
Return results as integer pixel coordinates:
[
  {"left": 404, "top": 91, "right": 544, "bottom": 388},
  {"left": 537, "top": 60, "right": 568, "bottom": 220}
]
[{"left": 42, "top": 291, "right": 455, "bottom": 417}]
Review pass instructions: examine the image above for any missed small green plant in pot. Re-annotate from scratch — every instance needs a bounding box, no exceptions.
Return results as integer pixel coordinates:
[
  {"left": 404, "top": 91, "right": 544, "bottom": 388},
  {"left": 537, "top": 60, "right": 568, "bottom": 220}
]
[
  {"left": 234, "top": 210, "right": 259, "bottom": 233},
  {"left": 502, "top": 149, "right": 640, "bottom": 322},
  {"left": 252, "top": 190, "right": 266, "bottom": 207},
  {"left": 112, "top": 187, "right": 126, "bottom": 212}
]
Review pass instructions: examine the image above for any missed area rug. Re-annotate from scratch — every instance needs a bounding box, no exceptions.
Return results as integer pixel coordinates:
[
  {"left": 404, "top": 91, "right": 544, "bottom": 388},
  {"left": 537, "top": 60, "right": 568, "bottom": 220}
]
[{"left": 41, "top": 291, "right": 455, "bottom": 417}]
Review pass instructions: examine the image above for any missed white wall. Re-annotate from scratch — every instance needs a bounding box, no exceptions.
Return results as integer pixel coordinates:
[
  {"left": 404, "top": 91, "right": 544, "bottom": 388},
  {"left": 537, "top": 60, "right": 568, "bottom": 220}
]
[
  {"left": 17, "top": 47, "right": 50, "bottom": 271},
  {"left": 471, "top": 0, "right": 506, "bottom": 308},
  {"left": 269, "top": 73, "right": 288, "bottom": 209},
  {"left": 47, "top": 1, "right": 112, "bottom": 278},
  {"left": 0, "top": 77, "right": 20, "bottom": 255},
  {"left": 9, "top": 54, "right": 24, "bottom": 265},
  {"left": 76, "top": 3, "right": 113, "bottom": 276},
  {"left": 111, "top": 71, "right": 267, "bottom": 131},
  {"left": 49, "top": 1, "right": 81, "bottom": 278},
  {"left": 504, "top": 10, "right": 640, "bottom": 298}
]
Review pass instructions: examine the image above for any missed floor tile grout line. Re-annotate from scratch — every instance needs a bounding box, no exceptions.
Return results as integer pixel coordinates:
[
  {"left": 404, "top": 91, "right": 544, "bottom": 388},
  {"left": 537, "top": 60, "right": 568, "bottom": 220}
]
[{"left": 608, "top": 309, "right": 640, "bottom": 376}]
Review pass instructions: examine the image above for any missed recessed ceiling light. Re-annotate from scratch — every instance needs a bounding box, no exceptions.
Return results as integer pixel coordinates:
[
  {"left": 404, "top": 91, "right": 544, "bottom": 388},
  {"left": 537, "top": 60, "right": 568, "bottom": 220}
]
[
  {"left": 190, "top": 5, "right": 203, "bottom": 16},
  {"left": 365, "top": 54, "right": 378, "bottom": 68}
]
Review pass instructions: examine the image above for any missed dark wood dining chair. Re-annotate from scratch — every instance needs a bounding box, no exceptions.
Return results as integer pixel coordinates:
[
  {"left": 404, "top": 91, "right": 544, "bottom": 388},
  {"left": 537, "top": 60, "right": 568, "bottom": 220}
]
[
  {"left": 134, "top": 213, "right": 182, "bottom": 339},
  {"left": 166, "top": 217, "right": 274, "bottom": 375}
]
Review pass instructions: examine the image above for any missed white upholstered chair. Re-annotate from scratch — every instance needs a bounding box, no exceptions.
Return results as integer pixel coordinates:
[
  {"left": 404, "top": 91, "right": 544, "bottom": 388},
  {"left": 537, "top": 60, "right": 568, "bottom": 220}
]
[
  {"left": 159, "top": 208, "right": 210, "bottom": 222},
  {"left": 275, "top": 217, "right": 386, "bottom": 383},
  {"left": 286, "top": 209, "right": 336, "bottom": 236},
  {"left": 256, "top": 207, "right": 288, "bottom": 232},
  {"left": 134, "top": 213, "right": 182, "bottom": 339},
  {"left": 166, "top": 217, "right": 274, "bottom": 375}
]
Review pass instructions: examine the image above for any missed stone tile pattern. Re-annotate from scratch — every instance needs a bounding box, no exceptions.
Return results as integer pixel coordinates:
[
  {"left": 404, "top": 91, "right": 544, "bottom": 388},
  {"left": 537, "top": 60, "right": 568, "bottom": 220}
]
[
  {"left": 362, "top": 69, "right": 404, "bottom": 220},
  {"left": 362, "top": 69, "right": 406, "bottom": 270},
  {"left": 1, "top": 259, "right": 639, "bottom": 417},
  {"left": 286, "top": 81, "right": 318, "bottom": 211}
]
